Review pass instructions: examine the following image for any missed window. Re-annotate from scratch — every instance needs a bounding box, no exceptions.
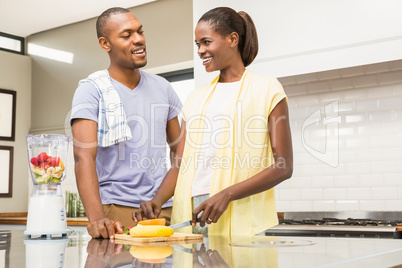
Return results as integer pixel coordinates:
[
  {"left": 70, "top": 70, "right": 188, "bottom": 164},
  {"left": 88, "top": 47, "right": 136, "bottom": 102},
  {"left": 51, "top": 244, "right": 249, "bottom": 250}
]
[
  {"left": 0, "top": 32, "right": 25, "bottom": 55},
  {"left": 159, "top": 68, "right": 195, "bottom": 169},
  {"left": 159, "top": 68, "right": 194, "bottom": 103},
  {"left": 159, "top": 68, "right": 194, "bottom": 83}
]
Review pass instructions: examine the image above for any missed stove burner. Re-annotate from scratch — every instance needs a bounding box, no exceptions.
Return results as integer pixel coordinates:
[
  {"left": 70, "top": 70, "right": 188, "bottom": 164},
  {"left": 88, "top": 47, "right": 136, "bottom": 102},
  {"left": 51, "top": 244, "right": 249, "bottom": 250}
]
[
  {"left": 344, "top": 218, "right": 395, "bottom": 226},
  {"left": 279, "top": 218, "right": 397, "bottom": 227},
  {"left": 270, "top": 214, "right": 402, "bottom": 239}
]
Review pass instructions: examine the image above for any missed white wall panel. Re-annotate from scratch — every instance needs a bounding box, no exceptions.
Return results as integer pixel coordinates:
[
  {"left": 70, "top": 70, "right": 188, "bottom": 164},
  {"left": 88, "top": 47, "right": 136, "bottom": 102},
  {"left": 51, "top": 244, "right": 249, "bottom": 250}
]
[{"left": 193, "top": 0, "right": 402, "bottom": 86}]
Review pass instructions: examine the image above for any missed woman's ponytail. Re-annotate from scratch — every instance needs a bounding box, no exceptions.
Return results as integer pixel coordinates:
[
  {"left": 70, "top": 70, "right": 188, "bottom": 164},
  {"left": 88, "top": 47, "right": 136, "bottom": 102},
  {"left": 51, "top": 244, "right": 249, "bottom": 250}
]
[{"left": 238, "top": 11, "right": 258, "bottom": 67}]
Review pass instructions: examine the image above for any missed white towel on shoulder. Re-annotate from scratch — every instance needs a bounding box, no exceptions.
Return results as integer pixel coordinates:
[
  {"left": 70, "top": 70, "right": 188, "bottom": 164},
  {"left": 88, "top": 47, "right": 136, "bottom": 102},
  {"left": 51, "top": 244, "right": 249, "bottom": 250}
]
[{"left": 79, "top": 69, "right": 132, "bottom": 147}]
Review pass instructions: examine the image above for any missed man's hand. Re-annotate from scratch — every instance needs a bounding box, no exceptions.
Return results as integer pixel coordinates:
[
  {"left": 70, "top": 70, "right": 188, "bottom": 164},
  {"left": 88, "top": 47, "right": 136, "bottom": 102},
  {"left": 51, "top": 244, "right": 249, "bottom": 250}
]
[
  {"left": 85, "top": 238, "right": 136, "bottom": 268},
  {"left": 133, "top": 200, "right": 162, "bottom": 222},
  {"left": 85, "top": 239, "right": 122, "bottom": 268},
  {"left": 87, "top": 218, "right": 124, "bottom": 239},
  {"left": 87, "top": 238, "right": 123, "bottom": 255}
]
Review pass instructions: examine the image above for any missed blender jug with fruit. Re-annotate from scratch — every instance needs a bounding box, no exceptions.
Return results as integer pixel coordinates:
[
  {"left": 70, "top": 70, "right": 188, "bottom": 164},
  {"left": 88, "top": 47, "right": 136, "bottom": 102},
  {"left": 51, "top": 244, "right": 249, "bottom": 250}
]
[{"left": 25, "top": 134, "right": 69, "bottom": 238}]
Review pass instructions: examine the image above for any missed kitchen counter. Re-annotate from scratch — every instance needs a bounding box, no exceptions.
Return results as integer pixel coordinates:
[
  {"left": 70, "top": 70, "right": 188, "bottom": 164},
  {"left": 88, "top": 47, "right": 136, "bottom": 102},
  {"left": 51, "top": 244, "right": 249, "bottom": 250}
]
[{"left": 2, "top": 229, "right": 402, "bottom": 267}]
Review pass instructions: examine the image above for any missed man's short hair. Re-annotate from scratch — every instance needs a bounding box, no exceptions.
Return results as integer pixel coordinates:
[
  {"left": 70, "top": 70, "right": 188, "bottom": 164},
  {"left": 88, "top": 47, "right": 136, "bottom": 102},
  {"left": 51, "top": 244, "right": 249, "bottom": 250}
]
[{"left": 96, "top": 7, "right": 130, "bottom": 39}]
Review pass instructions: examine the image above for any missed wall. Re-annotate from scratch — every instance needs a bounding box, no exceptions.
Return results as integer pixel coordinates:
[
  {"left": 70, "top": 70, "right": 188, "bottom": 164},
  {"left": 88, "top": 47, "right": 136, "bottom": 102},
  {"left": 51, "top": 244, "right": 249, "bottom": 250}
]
[
  {"left": 277, "top": 60, "right": 402, "bottom": 211},
  {"left": 27, "top": 0, "right": 193, "bottom": 133},
  {"left": 0, "top": 51, "right": 32, "bottom": 212},
  {"left": 193, "top": 0, "right": 402, "bottom": 87},
  {"left": 25, "top": 0, "right": 194, "bottom": 197}
]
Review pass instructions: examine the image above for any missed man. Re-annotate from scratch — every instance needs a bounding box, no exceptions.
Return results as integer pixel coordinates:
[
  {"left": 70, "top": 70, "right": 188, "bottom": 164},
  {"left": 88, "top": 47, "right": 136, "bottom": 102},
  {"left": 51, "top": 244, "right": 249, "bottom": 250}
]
[{"left": 70, "top": 7, "right": 182, "bottom": 239}]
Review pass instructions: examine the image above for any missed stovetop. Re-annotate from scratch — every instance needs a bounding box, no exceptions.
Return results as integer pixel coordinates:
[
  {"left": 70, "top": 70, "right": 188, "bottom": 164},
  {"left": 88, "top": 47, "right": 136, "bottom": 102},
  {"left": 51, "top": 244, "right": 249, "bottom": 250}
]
[{"left": 266, "top": 211, "right": 402, "bottom": 239}]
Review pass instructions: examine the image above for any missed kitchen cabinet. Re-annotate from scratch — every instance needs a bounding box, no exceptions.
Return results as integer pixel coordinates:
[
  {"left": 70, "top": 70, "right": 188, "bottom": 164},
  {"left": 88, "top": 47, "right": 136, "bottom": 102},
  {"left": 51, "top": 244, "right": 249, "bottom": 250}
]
[{"left": 2, "top": 229, "right": 402, "bottom": 267}]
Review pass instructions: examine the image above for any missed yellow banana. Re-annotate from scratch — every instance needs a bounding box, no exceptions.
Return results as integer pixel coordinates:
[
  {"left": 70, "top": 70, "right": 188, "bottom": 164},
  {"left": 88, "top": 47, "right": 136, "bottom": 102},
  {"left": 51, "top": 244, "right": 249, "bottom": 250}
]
[{"left": 129, "top": 225, "right": 174, "bottom": 237}]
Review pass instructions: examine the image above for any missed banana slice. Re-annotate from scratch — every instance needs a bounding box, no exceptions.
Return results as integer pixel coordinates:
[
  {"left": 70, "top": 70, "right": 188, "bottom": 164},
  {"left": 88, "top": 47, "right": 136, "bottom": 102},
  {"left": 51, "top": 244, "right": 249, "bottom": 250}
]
[
  {"left": 46, "top": 167, "right": 56, "bottom": 175},
  {"left": 32, "top": 166, "right": 45, "bottom": 175},
  {"left": 53, "top": 170, "right": 63, "bottom": 179}
]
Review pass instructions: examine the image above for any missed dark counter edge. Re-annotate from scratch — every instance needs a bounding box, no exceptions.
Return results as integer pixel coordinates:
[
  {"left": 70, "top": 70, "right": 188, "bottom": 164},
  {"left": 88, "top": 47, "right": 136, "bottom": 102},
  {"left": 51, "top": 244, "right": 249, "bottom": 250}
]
[
  {"left": 0, "top": 212, "right": 89, "bottom": 226},
  {"left": 0, "top": 212, "right": 285, "bottom": 226}
]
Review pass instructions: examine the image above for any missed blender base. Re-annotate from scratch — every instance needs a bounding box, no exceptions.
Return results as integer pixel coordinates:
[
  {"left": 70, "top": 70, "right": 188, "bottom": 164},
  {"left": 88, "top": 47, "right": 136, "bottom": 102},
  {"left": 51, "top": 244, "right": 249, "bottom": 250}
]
[
  {"left": 24, "top": 231, "right": 69, "bottom": 239},
  {"left": 25, "top": 194, "right": 69, "bottom": 239}
]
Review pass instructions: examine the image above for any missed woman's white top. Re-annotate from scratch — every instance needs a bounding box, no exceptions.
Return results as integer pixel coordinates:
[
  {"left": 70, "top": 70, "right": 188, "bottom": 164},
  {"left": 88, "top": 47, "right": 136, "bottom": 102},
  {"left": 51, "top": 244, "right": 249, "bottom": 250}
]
[{"left": 191, "top": 81, "right": 241, "bottom": 197}]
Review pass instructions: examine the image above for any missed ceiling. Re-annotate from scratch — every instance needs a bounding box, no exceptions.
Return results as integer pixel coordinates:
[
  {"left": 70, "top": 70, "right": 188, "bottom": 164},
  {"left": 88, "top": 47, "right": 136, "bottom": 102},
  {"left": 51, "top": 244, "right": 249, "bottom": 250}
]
[{"left": 0, "top": 0, "right": 156, "bottom": 37}]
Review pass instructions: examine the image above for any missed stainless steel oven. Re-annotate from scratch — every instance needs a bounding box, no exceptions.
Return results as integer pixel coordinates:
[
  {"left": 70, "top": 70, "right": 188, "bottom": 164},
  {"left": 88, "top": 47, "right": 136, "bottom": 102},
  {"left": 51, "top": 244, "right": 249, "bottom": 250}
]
[{"left": 265, "top": 212, "right": 402, "bottom": 239}]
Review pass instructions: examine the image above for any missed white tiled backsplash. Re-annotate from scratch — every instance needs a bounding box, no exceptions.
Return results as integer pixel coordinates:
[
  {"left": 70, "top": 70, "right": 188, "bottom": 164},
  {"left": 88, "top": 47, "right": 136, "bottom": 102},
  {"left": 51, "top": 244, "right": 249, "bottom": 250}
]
[
  {"left": 60, "top": 60, "right": 402, "bottom": 213},
  {"left": 276, "top": 59, "right": 402, "bottom": 212}
]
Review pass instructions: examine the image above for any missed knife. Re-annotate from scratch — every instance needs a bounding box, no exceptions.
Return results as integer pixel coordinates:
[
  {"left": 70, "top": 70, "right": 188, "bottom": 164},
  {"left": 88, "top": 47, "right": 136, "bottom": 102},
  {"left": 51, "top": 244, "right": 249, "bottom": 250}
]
[{"left": 169, "top": 218, "right": 201, "bottom": 230}]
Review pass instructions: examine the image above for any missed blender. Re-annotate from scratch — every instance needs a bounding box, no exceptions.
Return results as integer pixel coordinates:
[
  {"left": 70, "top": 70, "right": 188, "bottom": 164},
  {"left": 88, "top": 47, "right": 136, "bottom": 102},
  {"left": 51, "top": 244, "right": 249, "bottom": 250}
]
[{"left": 25, "top": 134, "right": 69, "bottom": 238}]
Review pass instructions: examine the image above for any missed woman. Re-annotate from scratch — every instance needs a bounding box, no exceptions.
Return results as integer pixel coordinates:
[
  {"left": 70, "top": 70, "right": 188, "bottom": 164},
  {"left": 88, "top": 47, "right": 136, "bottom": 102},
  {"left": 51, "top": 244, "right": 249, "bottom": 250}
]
[{"left": 134, "top": 6, "right": 293, "bottom": 236}]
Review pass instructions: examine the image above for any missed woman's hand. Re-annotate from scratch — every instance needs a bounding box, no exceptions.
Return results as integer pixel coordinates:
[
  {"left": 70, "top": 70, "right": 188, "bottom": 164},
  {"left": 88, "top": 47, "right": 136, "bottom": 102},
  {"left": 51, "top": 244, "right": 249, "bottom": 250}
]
[
  {"left": 133, "top": 200, "right": 162, "bottom": 222},
  {"left": 192, "top": 191, "right": 232, "bottom": 227},
  {"left": 192, "top": 243, "right": 230, "bottom": 268}
]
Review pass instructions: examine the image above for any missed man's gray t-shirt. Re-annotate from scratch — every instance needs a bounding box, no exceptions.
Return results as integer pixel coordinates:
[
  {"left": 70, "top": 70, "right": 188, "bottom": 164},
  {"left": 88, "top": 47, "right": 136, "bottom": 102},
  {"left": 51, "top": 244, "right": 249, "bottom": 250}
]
[{"left": 70, "top": 70, "right": 182, "bottom": 208}]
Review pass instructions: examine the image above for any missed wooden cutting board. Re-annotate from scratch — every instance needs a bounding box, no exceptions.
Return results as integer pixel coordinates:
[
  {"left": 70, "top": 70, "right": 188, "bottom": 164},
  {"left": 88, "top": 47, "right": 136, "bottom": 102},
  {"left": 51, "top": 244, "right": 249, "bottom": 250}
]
[
  {"left": 397, "top": 224, "right": 402, "bottom": 231},
  {"left": 114, "top": 232, "right": 203, "bottom": 246}
]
